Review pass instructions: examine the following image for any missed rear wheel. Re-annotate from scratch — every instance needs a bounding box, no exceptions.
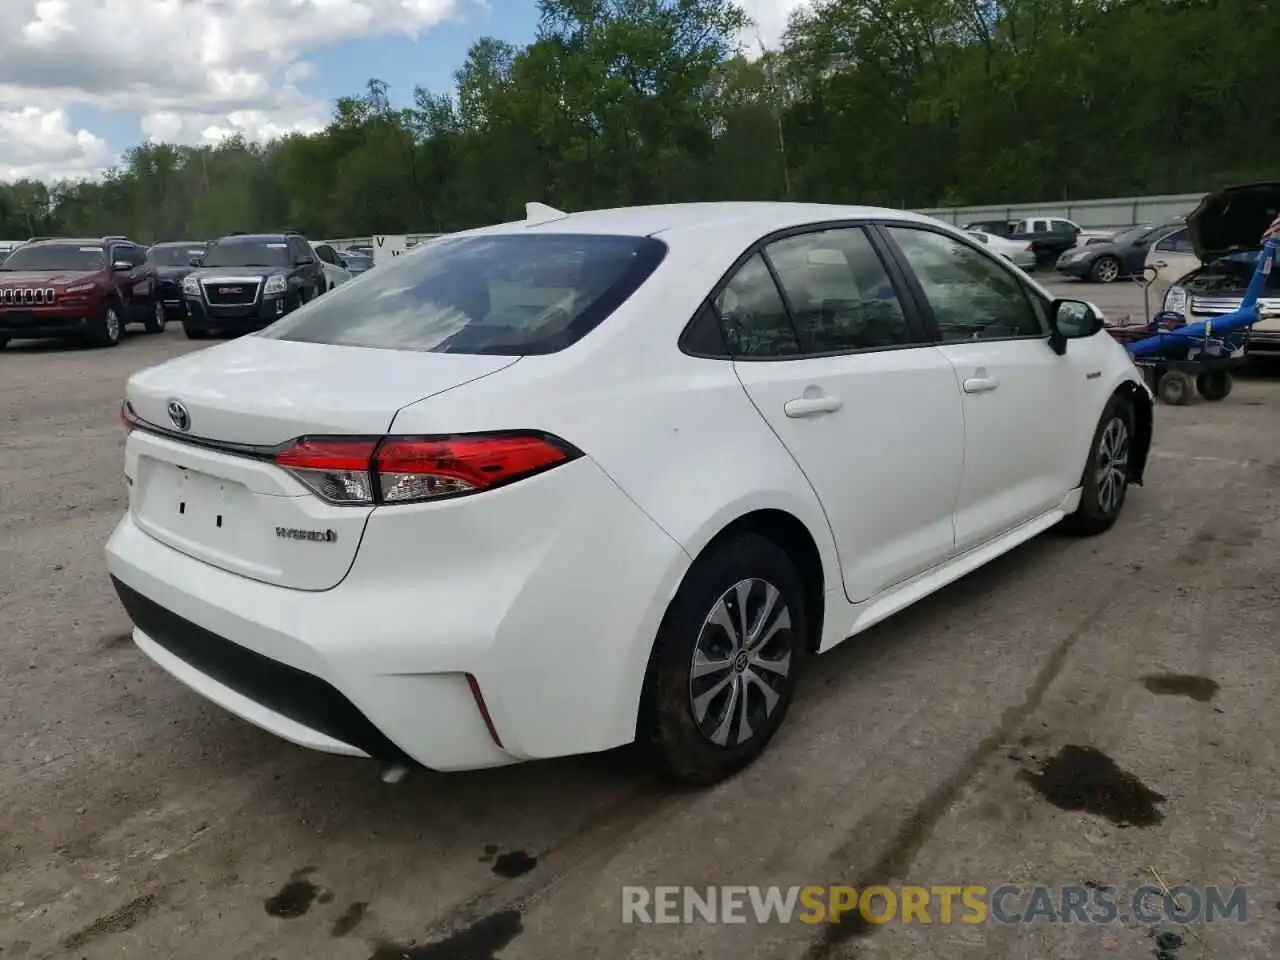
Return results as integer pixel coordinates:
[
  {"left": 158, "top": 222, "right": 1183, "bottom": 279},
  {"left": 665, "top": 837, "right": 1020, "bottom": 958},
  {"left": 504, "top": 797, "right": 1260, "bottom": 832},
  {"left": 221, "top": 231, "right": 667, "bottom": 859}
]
[
  {"left": 1196, "top": 369, "right": 1232, "bottom": 401},
  {"left": 1062, "top": 394, "right": 1134, "bottom": 536},
  {"left": 143, "top": 298, "right": 167, "bottom": 334},
  {"left": 640, "top": 533, "right": 807, "bottom": 785},
  {"left": 87, "top": 303, "right": 123, "bottom": 347}
]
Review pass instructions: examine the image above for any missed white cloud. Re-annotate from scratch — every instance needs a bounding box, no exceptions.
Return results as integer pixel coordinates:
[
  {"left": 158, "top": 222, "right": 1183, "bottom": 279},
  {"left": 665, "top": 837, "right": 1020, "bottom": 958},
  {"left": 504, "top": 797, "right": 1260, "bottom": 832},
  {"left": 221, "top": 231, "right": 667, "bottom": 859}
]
[
  {"left": 0, "top": 0, "right": 809, "bottom": 183},
  {"left": 0, "top": 0, "right": 467, "bottom": 181},
  {"left": 0, "top": 106, "right": 116, "bottom": 181},
  {"left": 739, "top": 0, "right": 811, "bottom": 52}
]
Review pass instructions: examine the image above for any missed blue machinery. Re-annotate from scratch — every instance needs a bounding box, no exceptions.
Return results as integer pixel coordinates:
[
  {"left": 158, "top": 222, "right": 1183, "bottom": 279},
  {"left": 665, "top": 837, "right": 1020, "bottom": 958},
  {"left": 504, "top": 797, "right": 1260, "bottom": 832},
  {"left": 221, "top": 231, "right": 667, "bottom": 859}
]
[{"left": 1129, "top": 238, "right": 1278, "bottom": 357}]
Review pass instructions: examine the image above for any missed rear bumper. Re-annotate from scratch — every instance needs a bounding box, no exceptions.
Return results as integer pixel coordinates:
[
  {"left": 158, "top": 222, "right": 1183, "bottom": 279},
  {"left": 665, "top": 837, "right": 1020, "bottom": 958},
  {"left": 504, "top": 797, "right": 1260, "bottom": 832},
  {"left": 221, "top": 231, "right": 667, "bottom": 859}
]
[
  {"left": 0, "top": 307, "right": 95, "bottom": 338},
  {"left": 104, "top": 456, "right": 691, "bottom": 771}
]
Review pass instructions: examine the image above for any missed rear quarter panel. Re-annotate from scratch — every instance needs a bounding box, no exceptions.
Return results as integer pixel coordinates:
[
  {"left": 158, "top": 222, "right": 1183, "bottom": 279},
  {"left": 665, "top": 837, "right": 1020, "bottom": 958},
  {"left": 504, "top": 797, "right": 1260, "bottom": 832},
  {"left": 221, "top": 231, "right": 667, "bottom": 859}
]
[{"left": 386, "top": 223, "right": 843, "bottom": 591}]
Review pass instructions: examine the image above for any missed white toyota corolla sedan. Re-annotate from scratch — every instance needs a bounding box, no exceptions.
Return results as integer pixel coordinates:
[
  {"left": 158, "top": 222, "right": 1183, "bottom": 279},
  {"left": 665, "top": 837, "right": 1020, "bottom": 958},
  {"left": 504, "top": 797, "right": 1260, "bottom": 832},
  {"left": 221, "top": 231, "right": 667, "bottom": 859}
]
[{"left": 106, "top": 202, "right": 1154, "bottom": 785}]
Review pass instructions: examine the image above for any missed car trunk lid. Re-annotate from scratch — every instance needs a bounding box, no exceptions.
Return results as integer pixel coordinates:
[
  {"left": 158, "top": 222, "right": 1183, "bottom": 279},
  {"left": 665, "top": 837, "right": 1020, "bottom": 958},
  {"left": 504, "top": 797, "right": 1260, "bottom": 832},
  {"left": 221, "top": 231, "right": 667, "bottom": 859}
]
[{"left": 124, "top": 335, "right": 518, "bottom": 590}]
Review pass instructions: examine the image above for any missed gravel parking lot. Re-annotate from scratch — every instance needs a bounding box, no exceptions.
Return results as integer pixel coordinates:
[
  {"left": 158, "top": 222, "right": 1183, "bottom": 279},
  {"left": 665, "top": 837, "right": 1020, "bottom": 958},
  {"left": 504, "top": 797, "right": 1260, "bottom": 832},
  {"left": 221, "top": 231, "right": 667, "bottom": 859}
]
[{"left": 3, "top": 279, "right": 1278, "bottom": 960}]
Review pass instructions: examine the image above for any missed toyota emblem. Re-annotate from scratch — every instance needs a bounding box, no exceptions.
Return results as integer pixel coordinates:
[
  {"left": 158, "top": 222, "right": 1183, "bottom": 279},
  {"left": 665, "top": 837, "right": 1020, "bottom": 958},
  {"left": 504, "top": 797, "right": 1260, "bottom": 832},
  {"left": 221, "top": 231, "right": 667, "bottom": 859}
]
[{"left": 166, "top": 398, "right": 191, "bottom": 432}]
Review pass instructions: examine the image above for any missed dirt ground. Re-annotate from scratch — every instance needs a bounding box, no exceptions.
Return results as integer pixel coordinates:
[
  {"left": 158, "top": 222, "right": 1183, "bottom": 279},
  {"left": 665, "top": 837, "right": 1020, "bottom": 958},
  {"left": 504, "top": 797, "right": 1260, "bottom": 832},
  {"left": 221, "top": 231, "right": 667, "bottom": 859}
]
[{"left": 2, "top": 279, "right": 1277, "bottom": 960}]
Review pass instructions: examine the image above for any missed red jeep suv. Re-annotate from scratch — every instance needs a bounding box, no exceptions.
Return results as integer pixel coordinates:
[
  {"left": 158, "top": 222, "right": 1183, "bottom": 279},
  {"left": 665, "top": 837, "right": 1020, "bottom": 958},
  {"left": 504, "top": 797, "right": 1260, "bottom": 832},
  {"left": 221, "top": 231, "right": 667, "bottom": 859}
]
[{"left": 0, "top": 237, "right": 165, "bottom": 349}]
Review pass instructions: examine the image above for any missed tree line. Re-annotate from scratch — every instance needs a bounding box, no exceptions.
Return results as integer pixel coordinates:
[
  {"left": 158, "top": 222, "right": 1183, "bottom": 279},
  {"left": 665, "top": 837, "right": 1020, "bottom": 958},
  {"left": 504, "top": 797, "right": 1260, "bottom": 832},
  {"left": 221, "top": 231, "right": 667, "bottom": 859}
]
[{"left": 1, "top": 0, "right": 1274, "bottom": 243}]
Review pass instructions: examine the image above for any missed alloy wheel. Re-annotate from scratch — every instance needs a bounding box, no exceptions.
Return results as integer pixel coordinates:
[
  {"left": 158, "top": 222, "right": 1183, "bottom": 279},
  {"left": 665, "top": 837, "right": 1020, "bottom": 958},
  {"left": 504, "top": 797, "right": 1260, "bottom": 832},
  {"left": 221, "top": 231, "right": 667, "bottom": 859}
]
[
  {"left": 1094, "top": 257, "right": 1119, "bottom": 283},
  {"left": 1095, "top": 416, "right": 1129, "bottom": 514},
  {"left": 688, "top": 578, "right": 794, "bottom": 747},
  {"left": 154, "top": 301, "right": 167, "bottom": 330},
  {"left": 105, "top": 308, "right": 121, "bottom": 342}
]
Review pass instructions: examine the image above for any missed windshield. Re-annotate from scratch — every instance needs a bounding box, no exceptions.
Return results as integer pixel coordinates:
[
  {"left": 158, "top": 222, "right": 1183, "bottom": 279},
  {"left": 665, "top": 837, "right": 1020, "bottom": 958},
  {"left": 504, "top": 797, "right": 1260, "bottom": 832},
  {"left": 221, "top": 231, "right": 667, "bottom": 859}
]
[
  {"left": 1109, "top": 224, "right": 1159, "bottom": 245},
  {"left": 202, "top": 239, "right": 291, "bottom": 268},
  {"left": 263, "top": 233, "right": 668, "bottom": 355},
  {"left": 150, "top": 245, "right": 206, "bottom": 266},
  {"left": 0, "top": 243, "right": 105, "bottom": 272}
]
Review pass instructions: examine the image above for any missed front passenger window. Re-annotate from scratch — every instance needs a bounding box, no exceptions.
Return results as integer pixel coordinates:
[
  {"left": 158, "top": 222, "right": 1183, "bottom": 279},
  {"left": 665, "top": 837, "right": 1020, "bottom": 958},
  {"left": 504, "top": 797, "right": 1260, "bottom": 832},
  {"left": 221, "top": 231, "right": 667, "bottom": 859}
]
[
  {"left": 713, "top": 254, "right": 800, "bottom": 358},
  {"left": 887, "top": 227, "right": 1046, "bottom": 340}
]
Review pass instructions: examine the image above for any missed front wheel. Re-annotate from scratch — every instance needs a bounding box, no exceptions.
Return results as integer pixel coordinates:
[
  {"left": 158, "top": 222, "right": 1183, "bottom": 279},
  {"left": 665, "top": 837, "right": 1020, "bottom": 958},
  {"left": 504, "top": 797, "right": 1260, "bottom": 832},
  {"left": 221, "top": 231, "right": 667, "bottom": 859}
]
[
  {"left": 1090, "top": 255, "right": 1120, "bottom": 283},
  {"left": 1061, "top": 395, "right": 1134, "bottom": 536},
  {"left": 640, "top": 533, "right": 807, "bottom": 785},
  {"left": 1157, "top": 369, "right": 1194, "bottom": 405},
  {"left": 143, "top": 298, "right": 167, "bottom": 334},
  {"left": 87, "top": 303, "right": 123, "bottom": 347}
]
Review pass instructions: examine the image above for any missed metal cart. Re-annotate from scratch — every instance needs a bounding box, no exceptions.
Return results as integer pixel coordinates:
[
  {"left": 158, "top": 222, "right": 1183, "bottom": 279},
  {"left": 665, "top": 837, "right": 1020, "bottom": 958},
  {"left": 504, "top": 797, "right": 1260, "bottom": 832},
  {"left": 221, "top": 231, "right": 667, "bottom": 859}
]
[{"left": 1105, "top": 239, "right": 1278, "bottom": 404}]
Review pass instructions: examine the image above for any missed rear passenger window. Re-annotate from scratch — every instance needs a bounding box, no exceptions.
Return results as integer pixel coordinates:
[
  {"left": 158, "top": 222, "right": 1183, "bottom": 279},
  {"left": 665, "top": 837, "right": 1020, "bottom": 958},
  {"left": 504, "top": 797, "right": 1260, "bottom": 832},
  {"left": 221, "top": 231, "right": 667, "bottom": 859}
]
[
  {"left": 713, "top": 254, "right": 800, "bottom": 358},
  {"left": 764, "top": 228, "right": 912, "bottom": 353},
  {"left": 887, "top": 227, "right": 1047, "bottom": 340}
]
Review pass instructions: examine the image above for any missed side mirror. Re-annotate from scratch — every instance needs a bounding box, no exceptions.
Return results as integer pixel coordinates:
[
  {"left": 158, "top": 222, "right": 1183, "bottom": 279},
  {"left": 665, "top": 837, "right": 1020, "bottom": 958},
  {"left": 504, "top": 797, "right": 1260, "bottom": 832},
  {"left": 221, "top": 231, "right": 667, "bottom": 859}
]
[
  {"left": 111, "top": 260, "right": 132, "bottom": 271},
  {"left": 297, "top": 256, "right": 315, "bottom": 265},
  {"left": 1048, "top": 298, "right": 1104, "bottom": 355}
]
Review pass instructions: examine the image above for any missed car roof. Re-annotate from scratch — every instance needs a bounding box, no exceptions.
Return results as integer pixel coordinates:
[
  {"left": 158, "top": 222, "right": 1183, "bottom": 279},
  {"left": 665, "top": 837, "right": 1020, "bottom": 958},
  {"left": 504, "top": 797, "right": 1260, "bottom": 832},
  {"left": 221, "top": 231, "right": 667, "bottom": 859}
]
[
  {"left": 215, "top": 233, "right": 291, "bottom": 243},
  {"left": 26, "top": 237, "right": 108, "bottom": 246},
  {"left": 154, "top": 240, "right": 206, "bottom": 246},
  {"left": 470, "top": 201, "right": 946, "bottom": 241}
]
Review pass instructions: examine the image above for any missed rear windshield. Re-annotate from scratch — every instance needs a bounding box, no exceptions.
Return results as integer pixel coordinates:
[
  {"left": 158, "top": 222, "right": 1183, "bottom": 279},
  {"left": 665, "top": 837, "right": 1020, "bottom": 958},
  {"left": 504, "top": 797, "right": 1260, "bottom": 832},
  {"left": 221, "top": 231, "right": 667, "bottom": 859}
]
[
  {"left": 0, "top": 243, "right": 104, "bottom": 272},
  {"left": 262, "top": 233, "right": 668, "bottom": 355},
  {"left": 150, "top": 245, "right": 206, "bottom": 266},
  {"left": 203, "top": 239, "right": 291, "bottom": 268}
]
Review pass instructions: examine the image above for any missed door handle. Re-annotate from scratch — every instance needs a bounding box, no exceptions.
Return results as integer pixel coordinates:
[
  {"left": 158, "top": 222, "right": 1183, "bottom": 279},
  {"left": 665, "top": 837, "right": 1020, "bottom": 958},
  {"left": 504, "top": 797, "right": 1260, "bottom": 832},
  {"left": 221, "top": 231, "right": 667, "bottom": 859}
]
[
  {"left": 784, "top": 395, "right": 843, "bottom": 418},
  {"left": 962, "top": 377, "right": 999, "bottom": 394},
  {"left": 1154, "top": 260, "right": 1168, "bottom": 268}
]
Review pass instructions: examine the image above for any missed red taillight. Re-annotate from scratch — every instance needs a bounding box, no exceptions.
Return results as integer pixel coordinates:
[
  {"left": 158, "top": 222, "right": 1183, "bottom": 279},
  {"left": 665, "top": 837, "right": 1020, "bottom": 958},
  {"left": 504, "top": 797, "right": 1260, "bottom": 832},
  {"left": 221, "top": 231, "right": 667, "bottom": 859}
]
[
  {"left": 273, "top": 438, "right": 379, "bottom": 505},
  {"left": 271, "top": 432, "right": 578, "bottom": 506},
  {"left": 376, "top": 434, "right": 574, "bottom": 503},
  {"left": 275, "top": 438, "right": 378, "bottom": 472}
]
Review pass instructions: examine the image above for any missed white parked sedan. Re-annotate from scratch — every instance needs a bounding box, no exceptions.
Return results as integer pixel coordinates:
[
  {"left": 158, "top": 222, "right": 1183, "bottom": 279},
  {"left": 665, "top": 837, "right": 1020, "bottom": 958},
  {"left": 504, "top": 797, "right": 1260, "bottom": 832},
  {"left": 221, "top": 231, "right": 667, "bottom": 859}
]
[
  {"left": 106, "top": 202, "right": 1154, "bottom": 785},
  {"left": 966, "top": 228, "right": 1037, "bottom": 270}
]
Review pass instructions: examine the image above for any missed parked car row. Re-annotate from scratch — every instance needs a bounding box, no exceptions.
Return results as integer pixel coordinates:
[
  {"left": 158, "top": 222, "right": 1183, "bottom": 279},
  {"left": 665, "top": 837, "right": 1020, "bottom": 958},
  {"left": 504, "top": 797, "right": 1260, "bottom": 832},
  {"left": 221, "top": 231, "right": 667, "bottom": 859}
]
[
  {"left": 0, "top": 231, "right": 376, "bottom": 350},
  {"left": 1054, "top": 220, "right": 1186, "bottom": 283}
]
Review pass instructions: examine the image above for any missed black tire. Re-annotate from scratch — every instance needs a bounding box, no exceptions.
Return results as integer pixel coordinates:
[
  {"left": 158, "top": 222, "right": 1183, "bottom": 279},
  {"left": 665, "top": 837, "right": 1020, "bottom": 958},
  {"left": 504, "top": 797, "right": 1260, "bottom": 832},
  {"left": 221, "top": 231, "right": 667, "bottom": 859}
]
[
  {"left": 639, "top": 532, "right": 808, "bottom": 785},
  {"left": 1061, "top": 394, "right": 1135, "bottom": 536},
  {"left": 1090, "top": 255, "right": 1120, "bottom": 283},
  {"left": 0, "top": 336, "right": 8, "bottom": 350},
  {"left": 1196, "top": 369, "right": 1232, "bottom": 401},
  {"left": 1157, "top": 370, "right": 1193, "bottom": 405},
  {"left": 182, "top": 322, "right": 208, "bottom": 340},
  {"left": 143, "top": 298, "right": 167, "bottom": 334},
  {"left": 87, "top": 301, "right": 123, "bottom": 347}
]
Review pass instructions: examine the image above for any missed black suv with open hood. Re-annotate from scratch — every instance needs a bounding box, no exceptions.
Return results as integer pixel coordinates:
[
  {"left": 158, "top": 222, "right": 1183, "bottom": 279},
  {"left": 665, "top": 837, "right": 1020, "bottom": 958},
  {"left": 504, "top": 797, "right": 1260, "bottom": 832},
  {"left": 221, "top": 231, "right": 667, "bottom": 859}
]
[{"left": 1161, "top": 183, "right": 1280, "bottom": 357}]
